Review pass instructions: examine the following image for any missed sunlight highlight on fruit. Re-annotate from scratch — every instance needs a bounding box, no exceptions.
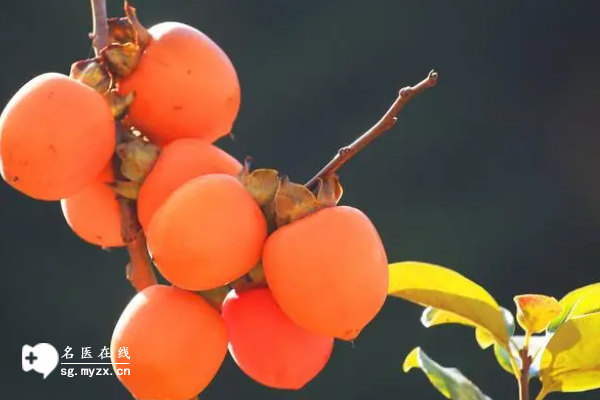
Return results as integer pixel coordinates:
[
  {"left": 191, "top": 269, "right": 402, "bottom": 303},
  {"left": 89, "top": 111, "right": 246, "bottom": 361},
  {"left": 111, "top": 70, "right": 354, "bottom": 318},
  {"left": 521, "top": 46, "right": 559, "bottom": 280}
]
[
  {"left": 222, "top": 287, "right": 334, "bottom": 389},
  {"left": 61, "top": 165, "right": 123, "bottom": 248},
  {"left": 147, "top": 174, "right": 267, "bottom": 290},
  {"left": 137, "top": 138, "right": 242, "bottom": 231},
  {"left": 0, "top": 72, "right": 115, "bottom": 200},
  {"left": 263, "top": 205, "right": 389, "bottom": 340},
  {"left": 118, "top": 22, "right": 241, "bottom": 145},
  {"left": 111, "top": 285, "right": 228, "bottom": 400}
]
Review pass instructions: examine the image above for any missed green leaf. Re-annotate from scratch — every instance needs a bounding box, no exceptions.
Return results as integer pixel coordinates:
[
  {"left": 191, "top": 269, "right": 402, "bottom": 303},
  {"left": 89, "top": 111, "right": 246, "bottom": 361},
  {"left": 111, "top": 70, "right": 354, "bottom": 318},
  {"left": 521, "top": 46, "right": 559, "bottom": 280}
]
[
  {"left": 389, "top": 261, "right": 509, "bottom": 346},
  {"left": 492, "top": 342, "right": 514, "bottom": 375},
  {"left": 403, "top": 347, "right": 492, "bottom": 400},
  {"left": 548, "top": 282, "right": 600, "bottom": 333},
  {"left": 539, "top": 312, "right": 600, "bottom": 394}
]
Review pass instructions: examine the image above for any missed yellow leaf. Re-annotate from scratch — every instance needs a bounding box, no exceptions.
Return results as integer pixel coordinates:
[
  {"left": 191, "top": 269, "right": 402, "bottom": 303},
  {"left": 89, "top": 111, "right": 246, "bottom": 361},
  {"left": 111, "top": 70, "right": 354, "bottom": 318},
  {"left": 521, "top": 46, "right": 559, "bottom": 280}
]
[
  {"left": 514, "top": 294, "right": 562, "bottom": 334},
  {"left": 421, "top": 307, "right": 475, "bottom": 328},
  {"left": 421, "top": 307, "right": 515, "bottom": 351},
  {"left": 403, "top": 347, "right": 492, "bottom": 400},
  {"left": 539, "top": 312, "right": 600, "bottom": 394},
  {"left": 389, "top": 261, "right": 509, "bottom": 346},
  {"left": 548, "top": 282, "right": 600, "bottom": 333},
  {"left": 475, "top": 327, "right": 496, "bottom": 350}
]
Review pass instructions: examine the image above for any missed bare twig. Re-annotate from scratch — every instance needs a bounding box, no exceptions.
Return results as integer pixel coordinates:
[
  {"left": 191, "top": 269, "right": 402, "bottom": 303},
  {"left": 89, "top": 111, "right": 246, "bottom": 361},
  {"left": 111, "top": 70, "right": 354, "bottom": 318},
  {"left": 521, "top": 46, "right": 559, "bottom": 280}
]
[
  {"left": 89, "top": 0, "right": 109, "bottom": 56},
  {"left": 90, "top": 0, "right": 157, "bottom": 292},
  {"left": 305, "top": 70, "right": 438, "bottom": 189}
]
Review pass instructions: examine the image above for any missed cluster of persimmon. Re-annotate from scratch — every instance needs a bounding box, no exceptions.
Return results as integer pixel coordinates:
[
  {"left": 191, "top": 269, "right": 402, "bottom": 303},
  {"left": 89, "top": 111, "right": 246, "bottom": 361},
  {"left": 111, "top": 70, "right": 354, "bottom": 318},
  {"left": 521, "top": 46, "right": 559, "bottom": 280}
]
[{"left": 0, "top": 3, "right": 389, "bottom": 399}]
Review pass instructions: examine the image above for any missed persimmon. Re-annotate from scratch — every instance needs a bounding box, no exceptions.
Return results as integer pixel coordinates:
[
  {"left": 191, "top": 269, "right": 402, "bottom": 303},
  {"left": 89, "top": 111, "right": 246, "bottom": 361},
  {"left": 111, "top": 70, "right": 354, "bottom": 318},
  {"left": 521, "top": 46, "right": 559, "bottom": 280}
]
[
  {"left": 147, "top": 174, "right": 267, "bottom": 290},
  {"left": 118, "top": 22, "right": 241, "bottom": 145},
  {"left": 111, "top": 285, "right": 228, "bottom": 400},
  {"left": 60, "top": 164, "right": 123, "bottom": 248},
  {"left": 263, "top": 205, "right": 389, "bottom": 340},
  {"left": 0, "top": 72, "right": 115, "bottom": 200},
  {"left": 137, "top": 138, "right": 242, "bottom": 232},
  {"left": 222, "top": 287, "right": 333, "bottom": 390}
]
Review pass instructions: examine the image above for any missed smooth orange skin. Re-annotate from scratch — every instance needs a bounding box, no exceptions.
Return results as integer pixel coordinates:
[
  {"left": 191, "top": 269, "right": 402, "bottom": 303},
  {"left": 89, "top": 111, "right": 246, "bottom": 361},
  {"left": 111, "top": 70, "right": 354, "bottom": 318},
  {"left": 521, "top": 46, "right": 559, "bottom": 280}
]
[
  {"left": 263, "top": 206, "right": 389, "bottom": 340},
  {"left": 222, "top": 288, "right": 333, "bottom": 390},
  {"left": 111, "top": 285, "right": 228, "bottom": 400},
  {"left": 147, "top": 174, "right": 267, "bottom": 291},
  {"left": 0, "top": 72, "right": 115, "bottom": 200},
  {"left": 118, "top": 22, "right": 241, "bottom": 145},
  {"left": 138, "top": 138, "right": 242, "bottom": 232},
  {"left": 60, "top": 165, "right": 123, "bottom": 248}
]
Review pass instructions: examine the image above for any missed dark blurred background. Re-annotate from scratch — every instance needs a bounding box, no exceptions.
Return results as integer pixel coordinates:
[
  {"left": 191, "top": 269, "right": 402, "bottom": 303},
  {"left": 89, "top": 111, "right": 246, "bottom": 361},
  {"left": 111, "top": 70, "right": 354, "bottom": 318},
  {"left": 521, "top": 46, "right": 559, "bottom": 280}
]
[{"left": 2, "top": 1, "right": 600, "bottom": 399}]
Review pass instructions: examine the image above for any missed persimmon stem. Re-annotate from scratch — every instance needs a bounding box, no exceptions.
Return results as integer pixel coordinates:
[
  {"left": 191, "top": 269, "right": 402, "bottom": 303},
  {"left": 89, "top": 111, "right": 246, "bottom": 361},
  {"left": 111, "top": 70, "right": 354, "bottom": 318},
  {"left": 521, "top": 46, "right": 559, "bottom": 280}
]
[
  {"left": 518, "top": 347, "right": 532, "bottom": 400},
  {"left": 89, "top": 0, "right": 109, "bottom": 56},
  {"left": 90, "top": 0, "right": 157, "bottom": 292},
  {"left": 305, "top": 70, "right": 438, "bottom": 189}
]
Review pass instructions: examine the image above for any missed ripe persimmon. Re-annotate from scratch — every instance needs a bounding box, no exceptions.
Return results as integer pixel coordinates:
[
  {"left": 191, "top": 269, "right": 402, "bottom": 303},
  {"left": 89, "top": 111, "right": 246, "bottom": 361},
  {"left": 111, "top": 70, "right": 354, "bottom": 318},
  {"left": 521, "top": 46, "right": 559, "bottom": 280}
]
[
  {"left": 118, "top": 22, "right": 240, "bottom": 145},
  {"left": 111, "top": 285, "right": 228, "bottom": 400},
  {"left": 222, "top": 287, "right": 333, "bottom": 390},
  {"left": 0, "top": 72, "right": 115, "bottom": 200},
  {"left": 263, "top": 205, "right": 389, "bottom": 341},
  {"left": 147, "top": 174, "right": 267, "bottom": 290},
  {"left": 137, "top": 138, "right": 242, "bottom": 232},
  {"left": 60, "top": 164, "right": 123, "bottom": 248}
]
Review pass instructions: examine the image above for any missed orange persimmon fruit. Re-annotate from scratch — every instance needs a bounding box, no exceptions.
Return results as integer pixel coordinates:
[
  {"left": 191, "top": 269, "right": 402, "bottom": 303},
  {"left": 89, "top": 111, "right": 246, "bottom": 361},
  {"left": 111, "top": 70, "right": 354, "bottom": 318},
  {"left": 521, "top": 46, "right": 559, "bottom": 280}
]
[
  {"left": 263, "top": 205, "right": 389, "bottom": 341},
  {"left": 60, "top": 164, "right": 123, "bottom": 248},
  {"left": 222, "top": 287, "right": 334, "bottom": 390},
  {"left": 0, "top": 72, "right": 115, "bottom": 200},
  {"left": 118, "top": 22, "right": 241, "bottom": 145},
  {"left": 147, "top": 173, "right": 267, "bottom": 290},
  {"left": 137, "top": 138, "right": 242, "bottom": 232},
  {"left": 111, "top": 285, "right": 228, "bottom": 400}
]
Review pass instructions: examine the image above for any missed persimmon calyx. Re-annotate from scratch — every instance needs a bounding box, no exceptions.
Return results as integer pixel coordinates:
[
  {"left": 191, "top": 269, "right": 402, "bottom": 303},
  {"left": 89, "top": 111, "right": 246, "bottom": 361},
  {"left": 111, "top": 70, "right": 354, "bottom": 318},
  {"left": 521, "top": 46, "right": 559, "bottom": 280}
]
[
  {"left": 197, "top": 263, "right": 267, "bottom": 312},
  {"left": 274, "top": 176, "right": 319, "bottom": 227},
  {"left": 315, "top": 174, "right": 343, "bottom": 207},
  {"left": 238, "top": 158, "right": 281, "bottom": 206},
  {"left": 104, "top": 89, "right": 136, "bottom": 120},
  {"left": 101, "top": 42, "right": 142, "bottom": 79},
  {"left": 70, "top": 58, "right": 112, "bottom": 93},
  {"left": 238, "top": 159, "right": 345, "bottom": 229},
  {"left": 109, "top": 136, "right": 160, "bottom": 199},
  {"left": 107, "top": 180, "right": 141, "bottom": 200},
  {"left": 123, "top": 1, "right": 150, "bottom": 49},
  {"left": 99, "top": 2, "right": 149, "bottom": 79}
]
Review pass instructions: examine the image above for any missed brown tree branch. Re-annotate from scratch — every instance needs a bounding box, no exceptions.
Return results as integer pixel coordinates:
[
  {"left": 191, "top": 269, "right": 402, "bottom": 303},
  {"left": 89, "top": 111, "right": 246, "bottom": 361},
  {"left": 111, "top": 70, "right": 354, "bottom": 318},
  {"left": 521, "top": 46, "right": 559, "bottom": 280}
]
[
  {"left": 89, "top": 0, "right": 109, "bottom": 56},
  {"left": 90, "top": 0, "right": 157, "bottom": 292},
  {"left": 305, "top": 70, "right": 438, "bottom": 189},
  {"left": 518, "top": 347, "right": 532, "bottom": 400}
]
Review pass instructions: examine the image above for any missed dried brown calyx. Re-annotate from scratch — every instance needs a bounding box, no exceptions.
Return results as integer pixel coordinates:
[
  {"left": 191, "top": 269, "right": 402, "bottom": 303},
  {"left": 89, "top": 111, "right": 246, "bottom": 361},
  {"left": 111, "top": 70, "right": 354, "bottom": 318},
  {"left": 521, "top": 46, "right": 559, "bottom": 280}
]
[
  {"left": 238, "top": 158, "right": 344, "bottom": 231},
  {"left": 107, "top": 129, "right": 160, "bottom": 199},
  {"left": 69, "top": 1, "right": 148, "bottom": 118}
]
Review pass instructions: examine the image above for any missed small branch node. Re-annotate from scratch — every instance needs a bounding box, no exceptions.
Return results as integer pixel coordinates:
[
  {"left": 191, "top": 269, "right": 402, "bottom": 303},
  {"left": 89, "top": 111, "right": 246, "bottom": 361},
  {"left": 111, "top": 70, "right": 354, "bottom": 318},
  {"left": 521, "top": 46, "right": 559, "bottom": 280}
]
[{"left": 304, "top": 70, "right": 438, "bottom": 189}]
